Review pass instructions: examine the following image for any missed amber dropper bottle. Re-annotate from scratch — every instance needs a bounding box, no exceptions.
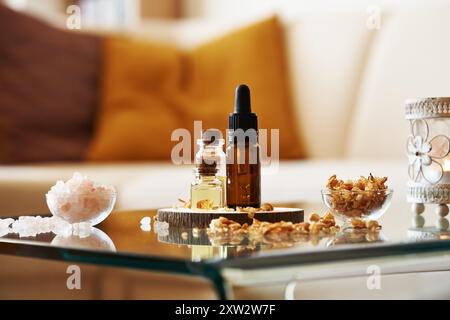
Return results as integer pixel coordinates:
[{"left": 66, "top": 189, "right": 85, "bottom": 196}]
[{"left": 226, "top": 84, "right": 261, "bottom": 208}]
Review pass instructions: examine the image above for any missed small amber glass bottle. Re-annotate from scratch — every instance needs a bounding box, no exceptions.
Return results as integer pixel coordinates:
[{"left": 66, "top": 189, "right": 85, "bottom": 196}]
[{"left": 226, "top": 84, "right": 261, "bottom": 208}]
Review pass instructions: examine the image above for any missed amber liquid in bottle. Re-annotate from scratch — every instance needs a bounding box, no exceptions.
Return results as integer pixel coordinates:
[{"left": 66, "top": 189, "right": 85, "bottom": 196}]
[
  {"left": 226, "top": 143, "right": 261, "bottom": 208},
  {"left": 226, "top": 84, "right": 261, "bottom": 208}
]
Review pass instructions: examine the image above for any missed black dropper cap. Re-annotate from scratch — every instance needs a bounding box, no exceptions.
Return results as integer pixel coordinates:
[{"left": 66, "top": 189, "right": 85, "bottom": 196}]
[{"left": 229, "top": 84, "right": 258, "bottom": 131}]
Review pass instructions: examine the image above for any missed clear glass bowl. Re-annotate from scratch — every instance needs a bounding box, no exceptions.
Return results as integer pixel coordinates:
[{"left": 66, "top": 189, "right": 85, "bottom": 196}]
[
  {"left": 46, "top": 192, "right": 116, "bottom": 226},
  {"left": 321, "top": 189, "right": 393, "bottom": 227}
]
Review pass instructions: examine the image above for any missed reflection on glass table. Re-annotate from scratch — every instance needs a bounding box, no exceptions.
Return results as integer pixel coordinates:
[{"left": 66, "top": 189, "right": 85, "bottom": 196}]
[
  {"left": 0, "top": 201, "right": 450, "bottom": 299},
  {"left": 51, "top": 227, "right": 116, "bottom": 252}
]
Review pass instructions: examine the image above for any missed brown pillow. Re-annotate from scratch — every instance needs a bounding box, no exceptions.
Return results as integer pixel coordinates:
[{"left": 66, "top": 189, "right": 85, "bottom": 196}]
[
  {"left": 88, "top": 17, "right": 303, "bottom": 161},
  {"left": 0, "top": 5, "right": 101, "bottom": 163}
]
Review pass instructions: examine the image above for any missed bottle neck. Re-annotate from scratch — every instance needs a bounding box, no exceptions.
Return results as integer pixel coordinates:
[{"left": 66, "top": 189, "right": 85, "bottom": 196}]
[{"left": 195, "top": 171, "right": 218, "bottom": 180}]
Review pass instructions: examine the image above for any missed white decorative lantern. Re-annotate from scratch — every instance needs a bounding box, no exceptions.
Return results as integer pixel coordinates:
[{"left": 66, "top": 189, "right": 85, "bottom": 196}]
[{"left": 406, "top": 97, "right": 450, "bottom": 231}]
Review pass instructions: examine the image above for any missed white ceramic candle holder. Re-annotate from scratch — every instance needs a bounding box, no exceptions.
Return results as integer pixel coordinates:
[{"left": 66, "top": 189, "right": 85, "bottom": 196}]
[{"left": 406, "top": 97, "right": 450, "bottom": 231}]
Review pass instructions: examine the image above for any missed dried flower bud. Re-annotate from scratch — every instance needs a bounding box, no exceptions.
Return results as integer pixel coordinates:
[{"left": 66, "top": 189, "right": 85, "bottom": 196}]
[
  {"left": 309, "top": 213, "right": 320, "bottom": 222},
  {"left": 351, "top": 218, "right": 366, "bottom": 229},
  {"left": 310, "top": 222, "right": 324, "bottom": 234},
  {"left": 178, "top": 198, "right": 191, "bottom": 209},
  {"left": 366, "top": 220, "right": 381, "bottom": 232},
  {"left": 329, "top": 226, "right": 338, "bottom": 234},
  {"left": 323, "top": 212, "right": 335, "bottom": 221},
  {"left": 196, "top": 199, "right": 214, "bottom": 210},
  {"left": 260, "top": 203, "right": 274, "bottom": 211}
]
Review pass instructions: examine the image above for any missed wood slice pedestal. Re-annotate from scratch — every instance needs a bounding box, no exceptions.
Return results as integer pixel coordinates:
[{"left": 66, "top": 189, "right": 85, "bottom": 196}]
[{"left": 157, "top": 207, "right": 304, "bottom": 228}]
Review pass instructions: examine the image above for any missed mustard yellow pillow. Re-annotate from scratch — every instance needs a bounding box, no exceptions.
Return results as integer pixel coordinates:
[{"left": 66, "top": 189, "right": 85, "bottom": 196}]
[{"left": 87, "top": 16, "right": 303, "bottom": 161}]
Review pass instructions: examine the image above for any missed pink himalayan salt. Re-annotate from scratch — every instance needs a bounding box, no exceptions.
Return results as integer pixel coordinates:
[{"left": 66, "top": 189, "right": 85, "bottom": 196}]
[
  {"left": 46, "top": 172, "right": 116, "bottom": 226},
  {"left": 153, "top": 220, "right": 169, "bottom": 236},
  {"left": 0, "top": 215, "right": 72, "bottom": 238}
]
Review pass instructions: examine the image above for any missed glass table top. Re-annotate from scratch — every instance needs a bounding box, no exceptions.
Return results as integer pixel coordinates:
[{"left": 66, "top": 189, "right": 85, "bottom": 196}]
[{"left": 1, "top": 201, "right": 450, "bottom": 270}]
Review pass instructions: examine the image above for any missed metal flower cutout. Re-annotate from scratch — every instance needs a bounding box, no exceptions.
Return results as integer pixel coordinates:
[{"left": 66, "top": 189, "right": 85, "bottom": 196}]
[{"left": 407, "top": 119, "right": 450, "bottom": 184}]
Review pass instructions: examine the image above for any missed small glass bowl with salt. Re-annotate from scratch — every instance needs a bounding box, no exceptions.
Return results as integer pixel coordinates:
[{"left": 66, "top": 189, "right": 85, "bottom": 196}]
[{"left": 46, "top": 173, "right": 116, "bottom": 226}]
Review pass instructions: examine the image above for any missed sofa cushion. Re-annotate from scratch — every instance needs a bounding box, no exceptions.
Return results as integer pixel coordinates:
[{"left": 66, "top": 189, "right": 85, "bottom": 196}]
[{"left": 0, "top": 5, "right": 101, "bottom": 163}]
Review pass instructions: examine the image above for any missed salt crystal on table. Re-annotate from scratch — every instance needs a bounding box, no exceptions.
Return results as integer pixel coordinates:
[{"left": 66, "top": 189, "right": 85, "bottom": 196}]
[
  {"left": 154, "top": 220, "right": 169, "bottom": 231},
  {"left": 0, "top": 218, "right": 13, "bottom": 230},
  {"left": 52, "top": 217, "right": 72, "bottom": 237},
  {"left": 0, "top": 215, "right": 93, "bottom": 238},
  {"left": 11, "top": 216, "right": 41, "bottom": 237},
  {"left": 0, "top": 228, "right": 9, "bottom": 237},
  {"left": 0, "top": 218, "right": 12, "bottom": 237},
  {"left": 154, "top": 221, "right": 169, "bottom": 236},
  {"left": 140, "top": 217, "right": 151, "bottom": 225}
]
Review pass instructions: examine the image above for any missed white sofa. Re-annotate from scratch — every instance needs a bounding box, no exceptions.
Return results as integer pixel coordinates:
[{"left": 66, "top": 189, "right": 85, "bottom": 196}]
[{"left": 1, "top": 0, "right": 450, "bottom": 299}]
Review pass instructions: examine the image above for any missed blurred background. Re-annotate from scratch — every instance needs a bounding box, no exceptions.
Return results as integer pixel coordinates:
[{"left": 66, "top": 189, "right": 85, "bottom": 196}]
[
  {"left": 1, "top": 0, "right": 450, "bottom": 300},
  {"left": 3, "top": 0, "right": 450, "bottom": 158},
  {"left": 1, "top": 0, "right": 450, "bottom": 213},
  {"left": 2, "top": 0, "right": 450, "bottom": 213}
]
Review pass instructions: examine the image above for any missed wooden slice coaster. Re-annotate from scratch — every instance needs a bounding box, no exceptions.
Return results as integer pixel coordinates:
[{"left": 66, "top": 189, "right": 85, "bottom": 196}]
[{"left": 157, "top": 207, "right": 304, "bottom": 228}]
